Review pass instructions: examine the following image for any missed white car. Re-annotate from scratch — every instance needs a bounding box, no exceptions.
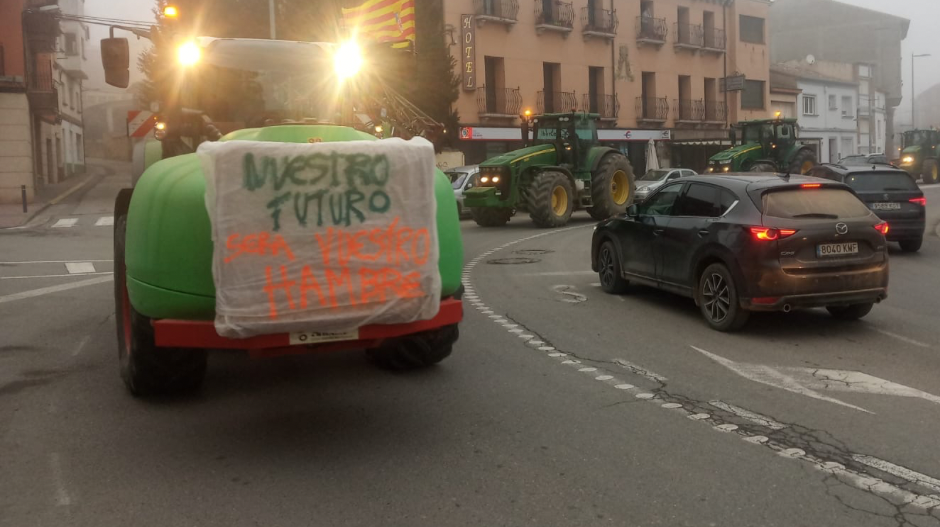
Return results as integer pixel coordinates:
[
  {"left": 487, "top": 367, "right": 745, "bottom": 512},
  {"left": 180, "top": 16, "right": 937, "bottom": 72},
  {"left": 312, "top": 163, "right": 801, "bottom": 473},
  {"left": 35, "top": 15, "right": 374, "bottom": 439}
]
[
  {"left": 635, "top": 168, "right": 698, "bottom": 201},
  {"left": 445, "top": 165, "right": 479, "bottom": 219}
]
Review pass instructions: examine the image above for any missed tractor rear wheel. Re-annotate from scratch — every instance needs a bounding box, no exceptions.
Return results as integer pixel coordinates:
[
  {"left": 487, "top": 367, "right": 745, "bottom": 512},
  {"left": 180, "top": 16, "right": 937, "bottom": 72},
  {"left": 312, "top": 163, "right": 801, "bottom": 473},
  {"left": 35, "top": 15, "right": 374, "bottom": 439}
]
[
  {"left": 587, "top": 154, "right": 635, "bottom": 221},
  {"left": 749, "top": 162, "right": 777, "bottom": 173},
  {"left": 528, "top": 171, "right": 575, "bottom": 228},
  {"left": 470, "top": 207, "right": 513, "bottom": 227},
  {"left": 922, "top": 158, "right": 939, "bottom": 185},
  {"left": 788, "top": 149, "right": 818, "bottom": 175}
]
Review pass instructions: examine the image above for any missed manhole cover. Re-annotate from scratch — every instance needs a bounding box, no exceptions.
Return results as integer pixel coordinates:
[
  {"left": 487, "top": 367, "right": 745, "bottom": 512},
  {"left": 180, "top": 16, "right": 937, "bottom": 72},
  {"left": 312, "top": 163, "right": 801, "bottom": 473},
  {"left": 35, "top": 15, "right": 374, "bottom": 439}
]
[
  {"left": 487, "top": 257, "right": 540, "bottom": 265},
  {"left": 513, "top": 249, "right": 553, "bottom": 256}
]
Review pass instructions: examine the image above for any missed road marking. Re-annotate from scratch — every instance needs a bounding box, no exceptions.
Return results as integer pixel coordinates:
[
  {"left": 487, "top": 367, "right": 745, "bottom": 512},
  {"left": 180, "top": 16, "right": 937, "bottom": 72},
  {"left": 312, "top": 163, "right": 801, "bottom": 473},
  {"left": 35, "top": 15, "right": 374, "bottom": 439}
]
[
  {"left": 65, "top": 262, "right": 96, "bottom": 274},
  {"left": 71, "top": 335, "right": 91, "bottom": 357},
  {"left": 708, "top": 400, "right": 787, "bottom": 430},
  {"left": 872, "top": 328, "right": 930, "bottom": 348},
  {"left": 49, "top": 453, "right": 72, "bottom": 506},
  {"left": 0, "top": 260, "right": 113, "bottom": 264},
  {"left": 95, "top": 216, "right": 114, "bottom": 226},
  {"left": 690, "top": 346, "right": 873, "bottom": 413},
  {"left": 515, "top": 271, "right": 596, "bottom": 276},
  {"left": 0, "top": 275, "right": 113, "bottom": 304},
  {"left": 852, "top": 455, "right": 940, "bottom": 494},
  {"left": 551, "top": 284, "right": 587, "bottom": 303},
  {"left": 0, "top": 272, "right": 113, "bottom": 280},
  {"left": 51, "top": 218, "right": 78, "bottom": 228},
  {"left": 613, "top": 359, "right": 667, "bottom": 382}
]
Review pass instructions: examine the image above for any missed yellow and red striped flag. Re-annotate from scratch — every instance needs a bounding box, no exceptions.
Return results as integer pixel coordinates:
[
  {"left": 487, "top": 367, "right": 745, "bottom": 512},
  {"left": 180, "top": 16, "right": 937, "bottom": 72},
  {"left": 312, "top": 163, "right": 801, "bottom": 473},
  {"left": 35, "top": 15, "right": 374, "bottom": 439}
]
[{"left": 342, "top": 0, "right": 415, "bottom": 48}]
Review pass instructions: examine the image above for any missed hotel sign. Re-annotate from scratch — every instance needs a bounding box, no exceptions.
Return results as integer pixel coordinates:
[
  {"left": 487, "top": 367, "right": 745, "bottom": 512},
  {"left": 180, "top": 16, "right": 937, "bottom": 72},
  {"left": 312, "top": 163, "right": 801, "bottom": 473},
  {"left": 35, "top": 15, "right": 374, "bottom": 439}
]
[{"left": 461, "top": 14, "right": 476, "bottom": 91}]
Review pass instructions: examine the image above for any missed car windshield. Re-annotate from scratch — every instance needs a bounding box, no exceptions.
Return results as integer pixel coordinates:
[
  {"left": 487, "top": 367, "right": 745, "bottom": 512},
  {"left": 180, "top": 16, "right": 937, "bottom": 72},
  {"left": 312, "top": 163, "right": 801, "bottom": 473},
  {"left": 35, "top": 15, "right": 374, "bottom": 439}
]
[
  {"left": 762, "top": 188, "right": 872, "bottom": 219},
  {"left": 179, "top": 40, "right": 337, "bottom": 129},
  {"left": 449, "top": 172, "right": 469, "bottom": 189},
  {"left": 639, "top": 169, "right": 671, "bottom": 181},
  {"left": 844, "top": 172, "right": 919, "bottom": 192}
]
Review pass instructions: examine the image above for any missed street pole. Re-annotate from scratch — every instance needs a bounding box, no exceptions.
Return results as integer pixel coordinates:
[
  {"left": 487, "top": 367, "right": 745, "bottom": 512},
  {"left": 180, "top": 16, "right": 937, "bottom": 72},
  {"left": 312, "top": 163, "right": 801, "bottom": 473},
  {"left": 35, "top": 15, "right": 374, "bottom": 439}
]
[
  {"left": 269, "top": 0, "right": 276, "bottom": 39},
  {"left": 911, "top": 53, "right": 931, "bottom": 130}
]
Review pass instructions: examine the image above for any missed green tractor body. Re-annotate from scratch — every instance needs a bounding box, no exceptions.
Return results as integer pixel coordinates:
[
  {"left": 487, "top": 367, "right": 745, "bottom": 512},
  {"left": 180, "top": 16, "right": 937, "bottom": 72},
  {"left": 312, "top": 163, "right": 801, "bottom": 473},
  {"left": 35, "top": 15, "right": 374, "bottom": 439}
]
[
  {"left": 707, "top": 118, "right": 817, "bottom": 174},
  {"left": 899, "top": 129, "right": 940, "bottom": 184},
  {"left": 463, "top": 113, "right": 636, "bottom": 227}
]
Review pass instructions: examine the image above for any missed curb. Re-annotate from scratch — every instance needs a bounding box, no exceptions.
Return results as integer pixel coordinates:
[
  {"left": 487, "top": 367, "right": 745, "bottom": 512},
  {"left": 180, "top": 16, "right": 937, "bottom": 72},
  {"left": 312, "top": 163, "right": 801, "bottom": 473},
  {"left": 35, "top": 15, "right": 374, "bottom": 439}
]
[{"left": 0, "top": 169, "right": 103, "bottom": 230}]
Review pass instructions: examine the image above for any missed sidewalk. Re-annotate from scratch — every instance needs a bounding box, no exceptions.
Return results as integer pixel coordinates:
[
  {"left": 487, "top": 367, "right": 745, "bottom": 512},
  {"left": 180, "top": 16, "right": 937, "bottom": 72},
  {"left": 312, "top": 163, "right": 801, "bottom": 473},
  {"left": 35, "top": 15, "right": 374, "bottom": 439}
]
[{"left": 0, "top": 158, "right": 123, "bottom": 229}]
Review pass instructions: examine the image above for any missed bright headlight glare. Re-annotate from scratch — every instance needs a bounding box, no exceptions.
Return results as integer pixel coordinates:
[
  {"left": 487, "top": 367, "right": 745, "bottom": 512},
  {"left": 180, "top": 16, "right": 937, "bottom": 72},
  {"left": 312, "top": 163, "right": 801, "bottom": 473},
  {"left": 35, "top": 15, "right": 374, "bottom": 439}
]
[
  {"left": 902, "top": 156, "right": 914, "bottom": 164},
  {"left": 723, "top": 166, "right": 730, "bottom": 172},
  {"left": 481, "top": 176, "right": 489, "bottom": 183},
  {"left": 492, "top": 176, "right": 500, "bottom": 183},
  {"left": 334, "top": 40, "right": 363, "bottom": 80},
  {"left": 177, "top": 41, "right": 201, "bottom": 66}
]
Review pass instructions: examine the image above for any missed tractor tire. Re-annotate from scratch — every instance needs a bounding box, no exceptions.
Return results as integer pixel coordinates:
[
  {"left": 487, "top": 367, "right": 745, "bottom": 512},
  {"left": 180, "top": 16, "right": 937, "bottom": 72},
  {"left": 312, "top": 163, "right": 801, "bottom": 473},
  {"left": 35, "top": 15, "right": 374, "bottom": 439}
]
[
  {"left": 470, "top": 207, "right": 513, "bottom": 227},
  {"left": 921, "top": 158, "right": 939, "bottom": 185},
  {"left": 527, "top": 171, "right": 575, "bottom": 228},
  {"left": 367, "top": 324, "right": 459, "bottom": 371},
  {"left": 587, "top": 154, "right": 636, "bottom": 221},
  {"left": 749, "top": 162, "right": 777, "bottom": 173},
  {"left": 114, "top": 193, "right": 207, "bottom": 397},
  {"left": 788, "top": 149, "right": 818, "bottom": 175}
]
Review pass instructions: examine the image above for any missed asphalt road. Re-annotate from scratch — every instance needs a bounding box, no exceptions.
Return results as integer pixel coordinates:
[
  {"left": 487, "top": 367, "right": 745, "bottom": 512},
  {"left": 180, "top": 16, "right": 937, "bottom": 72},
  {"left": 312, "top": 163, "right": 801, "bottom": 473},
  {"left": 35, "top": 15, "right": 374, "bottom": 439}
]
[{"left": 2, "top": 161, "right": 940, "bottom": 527}]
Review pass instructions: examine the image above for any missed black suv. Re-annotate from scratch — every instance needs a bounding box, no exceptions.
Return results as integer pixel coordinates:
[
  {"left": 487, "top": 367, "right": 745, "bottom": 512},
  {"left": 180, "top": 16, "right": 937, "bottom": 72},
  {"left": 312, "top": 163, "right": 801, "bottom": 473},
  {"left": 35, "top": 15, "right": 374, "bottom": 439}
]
[
  {"left": 808, "top": 164, "right": 926, "bottom": 252},
  {"left": 591, "top": 174, "right": 890, "bottom": 331}
]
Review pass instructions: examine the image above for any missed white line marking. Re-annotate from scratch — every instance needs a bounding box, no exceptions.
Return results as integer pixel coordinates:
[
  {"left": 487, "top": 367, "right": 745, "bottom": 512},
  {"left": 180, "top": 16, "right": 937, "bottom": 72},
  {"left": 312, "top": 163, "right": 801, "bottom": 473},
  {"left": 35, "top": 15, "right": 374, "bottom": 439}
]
[
  {"left": 49, "top": 453, "right": 72, "bottom": 506},
  {"left": 51, "top": 218, "right": 78, "bottom": 228},
  {"left": 614, "top": 384, "right": 634, "bottom": 390},
  {"left": 515, "top": 271, "right": 596, "bottom": 276},
  {"left": 662, "top": 403, "right": 683, "bottom": 409},
  {"left": 708, "top": 400, "right": 788, "bottom": 430},
  {"left": 852, "top": 455, "right": 940, "bottom": 494},
  {"left": 0, "top": 275, "right": 113, "bottom": 304},
  {"left": 71, "top": 335, "right": 91, "bottom": 357},
  {"left": 94, "top": 216, "right": 114, "bottom": 226},
  {"left": 872, "top": 328, "right": 930, "bottom": 348},
  {"left": 613, "top": 359, "right": 668, "bottom": 382},
  {"left": 1, "top": 272, "right": 114, "bottom": 280},
  {"left": 636, "top": 393, "right": 655, "bottom": 399},
  {"left": 65, "top": 262, "right": 96, "bottom": 275},
  {"left": 0, "top": 260, "right": 113, "bottom": 264},
  {"left": 715, "top": 424, "right": 739, "bottom": 432},
  {"left": 596, "top": 375, "right": 614, "bottom": 381}
]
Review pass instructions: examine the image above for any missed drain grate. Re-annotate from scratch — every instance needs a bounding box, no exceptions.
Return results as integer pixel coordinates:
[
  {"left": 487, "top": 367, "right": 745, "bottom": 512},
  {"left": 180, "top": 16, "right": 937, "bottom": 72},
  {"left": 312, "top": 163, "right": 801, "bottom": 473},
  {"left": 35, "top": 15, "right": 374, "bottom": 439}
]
[
  {"left": 513, "top": 249, "right": 553, "bottom": 256},
  {"left": 487, "top": 257, "right": 541, "bottom": 265}
]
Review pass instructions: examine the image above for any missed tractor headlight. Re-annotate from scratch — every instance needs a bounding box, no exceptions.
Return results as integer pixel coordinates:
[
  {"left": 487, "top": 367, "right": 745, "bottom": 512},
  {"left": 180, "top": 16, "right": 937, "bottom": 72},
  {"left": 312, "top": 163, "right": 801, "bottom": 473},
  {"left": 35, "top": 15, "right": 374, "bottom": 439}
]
[
  {"left": 492, "top": 176, "right": 500, "bottom": 183},
  {"left": 723, "top": 166, "right": 731, "bottom": 172},
  {"left": 706, "top": 167, "right": 715, "bottom": 173},
  {"left": 902, "top": 156, "right": 914, "bottom": 164},
  {"left": 481, "top": 176, "right": 489, "bottom": 183}
]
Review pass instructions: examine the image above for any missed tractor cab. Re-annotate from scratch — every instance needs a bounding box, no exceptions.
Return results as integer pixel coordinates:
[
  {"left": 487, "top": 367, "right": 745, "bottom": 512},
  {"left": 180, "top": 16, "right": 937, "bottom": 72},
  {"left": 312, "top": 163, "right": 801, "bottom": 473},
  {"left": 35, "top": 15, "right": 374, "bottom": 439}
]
[
  {"left": 528, "top": 113, "right": 599, "bottom": 170},
  {"left": 737, "top": 119, "right": 798, "bottom": 158},
  {"left": 899, "top": 129, "right": 940, "bottom": 184}
]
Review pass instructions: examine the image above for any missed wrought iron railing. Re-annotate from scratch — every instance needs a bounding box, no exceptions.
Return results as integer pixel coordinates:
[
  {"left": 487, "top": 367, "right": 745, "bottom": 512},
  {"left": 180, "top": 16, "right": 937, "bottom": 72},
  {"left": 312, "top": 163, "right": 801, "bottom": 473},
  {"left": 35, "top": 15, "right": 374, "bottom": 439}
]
[
  {"left": 675, "top": 23, "right": 703, "bottom": 47},
  {"left": 703, "top": 27, "right": 726, "bottom": 50},
  {"left": 636, "top": 16, "right": 667, "bottom": 42},
  {"left": 704, "top": 100, "right": 727, "bottom": 122},
  {"left": 538, "top": 90, "right": 578, "bottom": 114},
  {"left": 535, "top": 1, "right": 575, "bottom": 28},
  {"left": 473, "top": 0, "right": 519, "bottom": 21},
  {"left": 581, "top": 7, "right": 618, "bottom": 34},
  {"left": 675, "top": 99, "right": 705, "bottom": 121},
  {"left": 636, "top": 97, "right": 669, "bottom": 121},
  {"left": 584, "top": 93, "right": 619, "bottom": 119},
  {"left": 477, "top": 87, "right": 523, "bottom": 116}
]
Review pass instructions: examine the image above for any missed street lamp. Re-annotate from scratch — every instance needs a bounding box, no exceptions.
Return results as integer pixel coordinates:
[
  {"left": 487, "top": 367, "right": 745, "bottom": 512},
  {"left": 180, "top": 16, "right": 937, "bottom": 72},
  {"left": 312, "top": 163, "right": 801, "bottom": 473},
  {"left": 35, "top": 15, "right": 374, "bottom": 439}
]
[{"left": 912, "top": 53, "right": 931, "bottom": 129}]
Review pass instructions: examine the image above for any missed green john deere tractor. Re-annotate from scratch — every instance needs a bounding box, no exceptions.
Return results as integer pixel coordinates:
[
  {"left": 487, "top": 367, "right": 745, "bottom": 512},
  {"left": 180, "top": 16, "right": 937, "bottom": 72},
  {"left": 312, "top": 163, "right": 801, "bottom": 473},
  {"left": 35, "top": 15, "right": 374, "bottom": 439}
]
[
  {"left": 464, "top": 112, "right": 635, "bottom": 228},
  {"left": 706, "top": 118, "right": 818, "bottom": 174},
  {"left": 898, "top": 129, "right": 940, "bottom": 185}
]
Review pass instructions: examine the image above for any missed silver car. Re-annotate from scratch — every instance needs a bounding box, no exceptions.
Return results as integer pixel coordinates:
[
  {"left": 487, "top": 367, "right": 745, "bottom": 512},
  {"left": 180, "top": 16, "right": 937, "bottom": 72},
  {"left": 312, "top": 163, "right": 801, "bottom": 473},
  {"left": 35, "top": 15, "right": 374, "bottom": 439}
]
[
  {"left": 635, "top": 168, "right": 698, "bottom": 201},
  {"left": 446, "top": 165, "right": 479, "bottom": 219}
]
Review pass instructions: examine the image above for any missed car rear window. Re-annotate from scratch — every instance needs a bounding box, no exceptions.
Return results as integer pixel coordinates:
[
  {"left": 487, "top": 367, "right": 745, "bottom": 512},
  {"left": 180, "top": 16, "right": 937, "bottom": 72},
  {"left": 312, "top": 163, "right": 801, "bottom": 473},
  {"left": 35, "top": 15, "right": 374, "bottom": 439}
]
[
  {"left": 844, "top": 172, "right": 919, "bottom": 192},
  {"left": 761, "top": 188, "right": 871, "bottom": 219}
]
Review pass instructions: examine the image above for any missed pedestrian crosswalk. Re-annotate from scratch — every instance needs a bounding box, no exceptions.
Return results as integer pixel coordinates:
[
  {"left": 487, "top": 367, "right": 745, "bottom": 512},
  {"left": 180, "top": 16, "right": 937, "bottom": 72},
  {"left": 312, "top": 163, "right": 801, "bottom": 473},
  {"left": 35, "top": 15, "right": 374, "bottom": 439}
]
[{"left": 50, "top": 216, "right": 113, "bottom": 229}]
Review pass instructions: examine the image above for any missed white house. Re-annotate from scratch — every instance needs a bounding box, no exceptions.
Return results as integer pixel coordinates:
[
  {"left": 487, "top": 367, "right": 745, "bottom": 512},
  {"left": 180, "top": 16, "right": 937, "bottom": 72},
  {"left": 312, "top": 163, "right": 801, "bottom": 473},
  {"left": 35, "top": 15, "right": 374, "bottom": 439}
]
[
  {"left": 856, "top": 63, "right": 887, "bottom": 155},
  {"left": 55, "top": 0, "right": 89, "bottom": 178},
  {"left": 797, "top": 77, "right": 858, "bottom": 164}
]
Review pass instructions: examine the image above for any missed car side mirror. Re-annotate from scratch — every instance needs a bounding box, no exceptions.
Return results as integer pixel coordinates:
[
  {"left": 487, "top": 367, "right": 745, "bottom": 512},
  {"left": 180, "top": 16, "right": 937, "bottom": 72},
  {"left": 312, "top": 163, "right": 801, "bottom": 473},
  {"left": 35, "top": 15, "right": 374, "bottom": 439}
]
[
  {"left": 101, "top": 38, "right": 130, "bottom": 88},
  {"left": 626, "top": 204, "right": 639, "bottom": 218}
]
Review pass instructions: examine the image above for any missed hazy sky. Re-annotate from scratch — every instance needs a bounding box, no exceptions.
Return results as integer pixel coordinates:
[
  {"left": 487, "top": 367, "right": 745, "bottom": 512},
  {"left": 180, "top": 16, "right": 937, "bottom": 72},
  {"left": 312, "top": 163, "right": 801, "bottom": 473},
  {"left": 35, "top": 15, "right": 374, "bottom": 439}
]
[{"left": 83, "top": 0, "right": 940, "bottom": 114}]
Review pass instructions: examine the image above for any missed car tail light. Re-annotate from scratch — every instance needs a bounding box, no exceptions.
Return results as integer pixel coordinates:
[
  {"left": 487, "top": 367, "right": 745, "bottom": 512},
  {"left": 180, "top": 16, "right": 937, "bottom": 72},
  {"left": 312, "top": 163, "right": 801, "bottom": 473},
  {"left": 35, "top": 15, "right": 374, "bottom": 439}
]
[
  {"left": 749, "top": 227, "right": 798, "bottom": 241},
  {"left": 874, "top": 222, "right": 889, "bottom": 235},
  {"left": 909, "top": 197, "right": 927, "bottom": 206},
  {"left": 801, "top": 183, "right": 822, "bottom": 189}
]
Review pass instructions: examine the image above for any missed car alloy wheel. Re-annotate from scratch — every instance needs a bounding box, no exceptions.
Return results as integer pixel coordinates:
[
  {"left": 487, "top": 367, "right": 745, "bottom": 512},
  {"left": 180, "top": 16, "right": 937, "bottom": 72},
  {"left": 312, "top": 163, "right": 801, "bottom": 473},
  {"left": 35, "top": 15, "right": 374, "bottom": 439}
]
[
  {"left": 701, "top": 272, "right": 731, "bottom": 323},
  {"left": 599, "top": 245, "right": 616, "bottom": 287}
]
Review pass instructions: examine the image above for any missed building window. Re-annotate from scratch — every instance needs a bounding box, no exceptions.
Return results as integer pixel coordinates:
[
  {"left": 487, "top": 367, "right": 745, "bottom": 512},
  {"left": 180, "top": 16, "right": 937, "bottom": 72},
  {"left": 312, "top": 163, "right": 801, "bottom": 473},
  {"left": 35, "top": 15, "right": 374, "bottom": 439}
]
[
  {"left": 803, "top": 95, "right": 817, "bottom": 115},
  {"left": 859, "top": 64, "right": 871, "bottom": 78},
  {"left": 841, "top": 95, "right": 853, "bottom": 117},
  {"left": 828, "top": 94, "right": 837, "bottom": 110},
  {"left": 64, "top": 34, "right": 78, "bottom": 56},
  {"left": 739, "top": 15, "right": 764, "bottom": 44},
  {"left": 741, "top": 80, "right": 764, "bottom": 109}
]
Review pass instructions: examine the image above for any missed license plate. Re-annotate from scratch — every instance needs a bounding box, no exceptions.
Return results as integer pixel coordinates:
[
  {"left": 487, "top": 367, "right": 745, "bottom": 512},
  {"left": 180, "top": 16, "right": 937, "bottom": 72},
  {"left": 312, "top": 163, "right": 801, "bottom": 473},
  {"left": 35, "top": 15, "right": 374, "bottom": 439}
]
[
  {"left": 289, "top": 328, "right": 359, "bottom": 345},
  {"left": 870, "top": 202, "right": 901, "bottom": 211},
  {"left": 817, "top": 242, "right": 859, "bottom": 257}
]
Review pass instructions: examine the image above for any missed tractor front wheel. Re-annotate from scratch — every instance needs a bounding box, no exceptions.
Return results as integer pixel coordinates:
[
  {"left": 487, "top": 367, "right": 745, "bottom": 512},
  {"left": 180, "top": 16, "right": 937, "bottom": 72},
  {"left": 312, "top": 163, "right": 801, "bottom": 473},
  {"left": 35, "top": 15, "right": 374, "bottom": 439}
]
[
  {"left": 587, "top": 154, "right": 635, "bottom": 221},
  {"left": 470, "top": 207, "right": 513, "bottom": 227},
  {"left": 921, "top": 159, "right": 939, "bottom": 185},
  {"left": 788, "top": 149, "right": 818, "bottom": 175},
  {"left": 528, "top": 171, "right": 575, "bottom": 228}
]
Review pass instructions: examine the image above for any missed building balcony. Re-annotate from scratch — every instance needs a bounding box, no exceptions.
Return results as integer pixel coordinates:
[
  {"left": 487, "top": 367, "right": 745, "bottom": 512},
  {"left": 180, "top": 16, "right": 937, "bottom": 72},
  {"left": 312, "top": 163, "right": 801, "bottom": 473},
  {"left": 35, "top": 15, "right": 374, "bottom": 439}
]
[
  {"left": 535, "top": 1, "right": 575, "bottom": 36},
  {"left": 477, "top": 86, "right": 523, "bottom": 119},
  {"left": 674, "top": 99, "right": 705, "bottom": 124},
  {"left": 702, "top": 27, "right": 726, "bottom": 53},
  {"left": 583, "top": 93, "right": 619, "bottom": 120},
  {"left": 674, "top": 23, "right": 703, "bottom": 52},
  {"left": 27, "top": 88, "right": 59, "bottom": 116},
  {"left": 581, "top": 7, "right": 617, "bottom": 40},
  {"left": 636, "top": 97, "right": 669, "bottom": 123},
  {"left": 636, "top": 16, "right": 667, "bottom": 47},
  {"left": 704, "top": 100, "right": 727, "bottom": 124},
  {"left": 538, "top": 90, "right": 577, "bottom": 114},
  {"left": 473, "top": 0, "right": 519, "bottom": 28}
]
